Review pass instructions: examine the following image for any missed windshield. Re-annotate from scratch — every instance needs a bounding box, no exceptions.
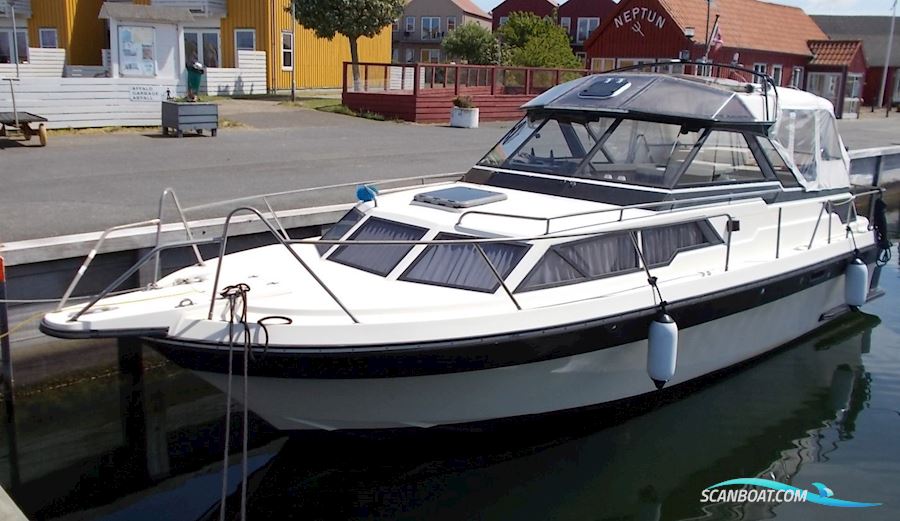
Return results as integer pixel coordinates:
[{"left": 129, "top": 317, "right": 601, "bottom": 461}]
[{"left": 478, "top": 116, "right": 705, "bottom": 188}]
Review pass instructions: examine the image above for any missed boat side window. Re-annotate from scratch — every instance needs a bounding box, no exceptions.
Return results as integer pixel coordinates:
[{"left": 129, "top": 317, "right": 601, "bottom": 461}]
[
  {"left": 478, "top": 117, "right": 541, "bottom": 167},
  {"left": 505, "top": 118, "right": 595, "bottom": 175},
  {"left": 400, "top": 233, "right": 530, "bottom": 292},
  {"left": 756, "top": 137, "right": 800, "bottom": 188},
  {"left": 675, "top": 131, "right": 766, "bottom": 186},
  {"left": 641, "top": 221, "right": 722, "bottom": 267},
  {"left": 517, "top": 232, "right": 638, "bottom": 292},
  {"left": 316, "top": 207, "right": 364, "bottom": 255},
  {"left": 329, "top": 217, "right": 428, "bottom": 276}
]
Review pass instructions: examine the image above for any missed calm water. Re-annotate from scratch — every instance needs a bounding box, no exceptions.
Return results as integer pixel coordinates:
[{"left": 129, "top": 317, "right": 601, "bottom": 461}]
[{"left": 1, "top": 263, "right": 898, "bottom": 521}]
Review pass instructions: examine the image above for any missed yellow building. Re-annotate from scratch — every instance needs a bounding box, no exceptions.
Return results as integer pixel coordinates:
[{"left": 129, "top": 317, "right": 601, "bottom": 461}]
[{"left": 1, "top": 0, "right": 391, "bottom": 89}]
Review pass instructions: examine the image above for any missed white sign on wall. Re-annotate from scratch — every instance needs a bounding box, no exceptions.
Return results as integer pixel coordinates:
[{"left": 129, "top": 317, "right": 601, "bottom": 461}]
[
  {"left": 129, "top": 85, "right": 167, "bottom": 102},
  {"left": 614, "top": 7, "right": 667, "bottom": 38}
]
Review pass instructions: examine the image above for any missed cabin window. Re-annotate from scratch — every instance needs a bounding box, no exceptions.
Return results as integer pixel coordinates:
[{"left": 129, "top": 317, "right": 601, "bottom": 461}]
[
  {"left": 479, "top": 117, "right": 541, "bottom": 167},
  {"left": 316, "top": 207, "right": 364, "bottom": 255},
  {"left": 641, "top": 221, "right": 721, "bottom": 267},
  {"left": 400, "top": 233, "right": 529, "bottom": 292},
  {"left": 329, "top": 218, "right": 428, "bottom": 276},
  {"left": 517, "top": 232, "right": 638, "bottom": 292},
  {"left": 675, "top": 131, "right": 766, "bottom": 186},
  {"left": 756, "top": 137, "right": 799, "bottom": 187},
  {"left": 506, "top": 118, "right": 594, "bottom": 175}
]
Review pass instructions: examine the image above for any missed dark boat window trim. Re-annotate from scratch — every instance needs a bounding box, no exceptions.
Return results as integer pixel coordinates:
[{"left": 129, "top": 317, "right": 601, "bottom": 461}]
[
  {"left": 316, "top": 207, "right": 365, "bottom": 256},
  {"left": 399, "top": 232, "right": 532, "bottom": 293}
]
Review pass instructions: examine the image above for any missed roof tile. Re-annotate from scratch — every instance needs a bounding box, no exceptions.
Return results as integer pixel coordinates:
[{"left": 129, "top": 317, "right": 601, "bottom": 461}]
[{"left": 807, "top": 40, "right": 864, "bottom": 66}]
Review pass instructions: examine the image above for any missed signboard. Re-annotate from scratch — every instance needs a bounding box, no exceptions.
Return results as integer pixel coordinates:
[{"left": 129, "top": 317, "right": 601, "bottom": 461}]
[
  {"left": 119, "top": 26, "right": 157, "bottom": 78},
  {"left": 614, "top": 7, "right": 667, "bottom": 38},
  {"left": 129, "top": 85, "right": 167, "bottom": 102}
]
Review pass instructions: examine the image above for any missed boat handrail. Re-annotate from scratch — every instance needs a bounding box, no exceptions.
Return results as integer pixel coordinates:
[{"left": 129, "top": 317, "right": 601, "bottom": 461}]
[
  {"left": 64, "top": 188, "right": 884, "bottom": 324},
  {"left": 456, "top": 187, "right": 784, "bottom": 234},
  {"left": 55, "top": 173, "right": 464, "bottom": 310},
  {"left": 68, "top": 206, "right": 742, "bottom": 323}
]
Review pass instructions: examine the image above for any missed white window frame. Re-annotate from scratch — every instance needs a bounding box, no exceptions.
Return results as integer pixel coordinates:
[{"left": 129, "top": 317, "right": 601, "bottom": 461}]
[
  {"left": 405, "top": 16, "right": 415, "bottom": 33},
  {"left": 576, "top": 17, "right": 600, "bottom": 44},
  {"left": 752, "top": 63, "right": 767, "bottom": 84},
  {"left": 0, "top": 29, "right": 29, "bottom": 64},
  {"left": 447, "top": 16, "right": 456, "bottom": 32},
  {"left": 499, "top": 16, "right": 509, "bottom": 26},
  {"left": 771, "top": 64, "right": 782, "bottom": 86},
  {"left": 392, "top": 19, "right": 399, "bottom": 32},
  {"left": 39, "top": 28, "right": 58, "bottom": 49},
  {"left": 791, "top": 66, "right": 804, "bottom": 88},
  {"left": 845, "top": 73, "right": 862, "bottom": 98},
  {"left": 184, "top": 28, "right": 221, "bottom": 68},
  {"left": 234, "top": 28, "right": 255, "bottom": 66},
  {"left": 281, "top": 30, "right": 294, "bottom": 71},
  {"left": 560, "top": 17, "right": 571, "bottom": 34},
  {"left": 421, "top": 16, "right": 440, "bottom": 40},
  {"left": 405, "top": 48, "right": 414, "bottom": 63},
  {"left": 392, "top": 48, "right": 399, "bottom": 62}
]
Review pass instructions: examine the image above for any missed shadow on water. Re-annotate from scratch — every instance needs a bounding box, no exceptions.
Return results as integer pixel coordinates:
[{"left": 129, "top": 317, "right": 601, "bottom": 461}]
[{"left": 1, "top": 264, "right": 899, "bottom": 520}]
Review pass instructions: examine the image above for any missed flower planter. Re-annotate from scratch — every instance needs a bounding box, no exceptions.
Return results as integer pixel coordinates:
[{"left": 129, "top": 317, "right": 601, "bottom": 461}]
[
  {"left": 450, "top": 107, "right": 479, "bottom": 128},
  {"left": 161, "top": 100, "right": 218, "bottom": 138}
]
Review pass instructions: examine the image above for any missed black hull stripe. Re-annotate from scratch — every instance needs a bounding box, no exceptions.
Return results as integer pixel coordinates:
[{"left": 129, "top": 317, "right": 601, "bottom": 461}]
[{"left": 138, "top": 247, "right": 877, "bottom": 379}]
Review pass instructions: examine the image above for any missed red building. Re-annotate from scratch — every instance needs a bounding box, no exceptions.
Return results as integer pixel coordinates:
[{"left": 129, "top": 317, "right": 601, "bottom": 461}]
[
  {"left": 558, "top": 0, "right": 618, "bottom": 60},
  {"left": 813, "top": 16, "right": 900, "bottom": 108},
  {"left": 491, "top": 0, "right": 557, "bottom": 31},
  {"left": 805, "top": 40, "right": 868, "bottom": 117},
  {"left": 584, "top": 0, "right": 827, "bottom": 91}
]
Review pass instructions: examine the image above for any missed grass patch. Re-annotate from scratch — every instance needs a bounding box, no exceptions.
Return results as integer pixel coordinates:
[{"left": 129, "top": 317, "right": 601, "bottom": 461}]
[
  {"left": 277, "top": 97, "right": 343, "bottom": 110},
  {"left": 316, "top": 103, "right": 386, "bottom": 121},
  {"left": 49, "top": 126, "right": 158, "bottom": 135},
  {"left": 220, "top": 117, "right": 245, "bottom": 128}
]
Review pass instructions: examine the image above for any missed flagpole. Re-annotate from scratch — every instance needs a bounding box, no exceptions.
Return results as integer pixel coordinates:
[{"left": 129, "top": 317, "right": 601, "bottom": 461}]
[
  {"left": 704, "top": 0, "right": 711, "bottom": 62},
  {"left": 704, "top": 14, "right": 719, "bottom": 62},
  {"left": 876, "top": 0, "right": 897, "bottom": 109}
]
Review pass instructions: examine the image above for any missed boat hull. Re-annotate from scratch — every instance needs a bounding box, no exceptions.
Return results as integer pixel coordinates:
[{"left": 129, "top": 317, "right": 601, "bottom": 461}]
[{"left": 180, "top": 264, "right": 868, "bottom": 430}]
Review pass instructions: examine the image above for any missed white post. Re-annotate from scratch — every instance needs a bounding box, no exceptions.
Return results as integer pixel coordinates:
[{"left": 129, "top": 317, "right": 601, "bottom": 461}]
[
  {"left": 877, "top": 0, "right": 897, "bottom": 108},
  {"left": 9, "top": 1, "right": 20, "bottom": 78}
]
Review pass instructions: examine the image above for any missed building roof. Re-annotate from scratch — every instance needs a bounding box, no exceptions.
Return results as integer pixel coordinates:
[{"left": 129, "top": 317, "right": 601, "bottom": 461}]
[
  {"left": 587, "top": 0, "right": 827, "bottom": 57},
  {"left": 452, "top": 0, "right": 492, "bottom": 20},
  {"left": 98, "top": 2, "right": 195, "bottom": 23},
  {"left": 812, "top": 15, "right": 900, "bottom": 68},
  {"left": 807, "top": 40, "right": 865, "bottom": 67},
  {"left": 491, "top": 0, "right": 558, "bottom": 14}
]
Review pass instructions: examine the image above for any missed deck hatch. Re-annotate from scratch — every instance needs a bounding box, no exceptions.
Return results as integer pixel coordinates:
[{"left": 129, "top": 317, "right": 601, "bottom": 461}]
[{"left": 413, "top": 187, "right": 507, "bottom": 208}]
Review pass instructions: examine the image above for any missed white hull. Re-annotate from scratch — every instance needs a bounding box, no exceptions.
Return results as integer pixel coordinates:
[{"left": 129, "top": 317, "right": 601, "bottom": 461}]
[{"left": 197, "top": 273, "right": 853, "bottom": 430}]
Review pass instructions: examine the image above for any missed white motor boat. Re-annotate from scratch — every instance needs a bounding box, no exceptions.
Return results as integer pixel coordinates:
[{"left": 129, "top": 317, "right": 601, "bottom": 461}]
[{"left": 41, "top": 64, "right": 892, "bottom": 430}]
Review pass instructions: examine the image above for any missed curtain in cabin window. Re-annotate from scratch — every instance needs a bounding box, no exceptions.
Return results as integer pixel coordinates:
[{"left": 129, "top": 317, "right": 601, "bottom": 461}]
[
  {"left": 330, "top": 218, "right": 427, "bottom": 276},
  {"left": 402, "top": 234, "right": 528, "bottom": 292}
]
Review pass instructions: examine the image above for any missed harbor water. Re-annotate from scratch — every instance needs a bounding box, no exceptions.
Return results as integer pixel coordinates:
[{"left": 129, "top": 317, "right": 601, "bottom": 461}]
[{"left": 0, "top": 262, "right": 898, "bottom": 520}]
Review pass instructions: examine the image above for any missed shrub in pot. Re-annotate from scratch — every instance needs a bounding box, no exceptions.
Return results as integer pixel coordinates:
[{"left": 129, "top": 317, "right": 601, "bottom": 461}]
[{"left": 450, "top": 96, "right": 479, "bottom": 128}]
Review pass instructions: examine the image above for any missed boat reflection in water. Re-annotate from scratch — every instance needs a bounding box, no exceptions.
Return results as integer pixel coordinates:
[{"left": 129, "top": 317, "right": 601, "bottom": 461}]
[{"left": 232, "top": 313, "right": 880, "bottom": 521}]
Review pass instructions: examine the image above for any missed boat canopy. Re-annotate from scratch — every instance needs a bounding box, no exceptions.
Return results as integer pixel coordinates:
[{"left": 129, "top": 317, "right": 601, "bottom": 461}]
[
  {"left": 770, "top": 87, "right": 850, "bottom": 191},
  {"left": 522, "top": 74, "right": 771, "bottom": 131}
]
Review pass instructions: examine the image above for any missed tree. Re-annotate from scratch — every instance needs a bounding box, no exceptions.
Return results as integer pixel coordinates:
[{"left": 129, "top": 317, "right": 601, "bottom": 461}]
[
  {"left": 497, "top": 12, "right": 582, "bottom": 69},
  {"left": 442, "top": 23, "right": 496, "bottom": 65},
  {"left": 292, "top": 0, "right": 404, "bottom": 91}
]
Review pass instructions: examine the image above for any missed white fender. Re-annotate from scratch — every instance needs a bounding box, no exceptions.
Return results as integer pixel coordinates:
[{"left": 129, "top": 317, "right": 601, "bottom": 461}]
[
  {"left": 647, "top": 312, "right": 678, "bottom": 390},
  {"left": 845, "top": 258, "right": 868, "bottom": 308}
]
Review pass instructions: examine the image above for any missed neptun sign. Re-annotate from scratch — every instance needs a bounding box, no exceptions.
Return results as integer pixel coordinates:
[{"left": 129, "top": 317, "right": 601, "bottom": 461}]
[{"left": 613, "top": 6, "right": 667, "bottom": 38}]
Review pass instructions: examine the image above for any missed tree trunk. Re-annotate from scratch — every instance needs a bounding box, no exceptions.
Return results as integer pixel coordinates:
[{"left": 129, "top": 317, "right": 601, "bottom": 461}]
[{"left": 349, "top": 36, "right": 361, "bottom": 92}]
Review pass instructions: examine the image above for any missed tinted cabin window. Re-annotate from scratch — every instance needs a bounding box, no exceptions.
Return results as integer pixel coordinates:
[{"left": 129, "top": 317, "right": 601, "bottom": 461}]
[
  {"left": 506, "top": 119, "right": 594, "bottom": 176},
  {"left": 329, "top": 218, "right": 427, "bottom": 276},
  {"left": 641, "top": 222, "right": 720, "bottom": 267},
  {"left": 757, "top": 137, "right": 800, "bottom": 188},
  {"left": 517, "top": 232, "right": 638, "bottom": 292},
  {"left": 317, "top": 207, "right": 364, "bottom": 255},
  {"left": 676, "top": 131, "right": 766, "bottom": 186},
  {"left": 401, "top": 233, "right": 529, "bottom": 292}
]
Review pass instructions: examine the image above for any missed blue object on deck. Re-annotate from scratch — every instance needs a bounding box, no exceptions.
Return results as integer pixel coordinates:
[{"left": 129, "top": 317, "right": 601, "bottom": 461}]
[{"left": 356, "top": 184, "right": 379, "bottom": 202}]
